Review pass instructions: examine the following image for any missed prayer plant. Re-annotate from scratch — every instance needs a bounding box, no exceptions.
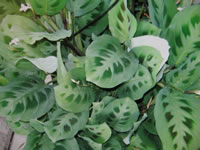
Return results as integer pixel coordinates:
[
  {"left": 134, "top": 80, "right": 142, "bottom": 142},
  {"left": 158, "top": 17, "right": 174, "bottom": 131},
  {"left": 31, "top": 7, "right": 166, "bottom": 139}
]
[{"left": 0, "top": 0, "right": 200, "bottom": 150}]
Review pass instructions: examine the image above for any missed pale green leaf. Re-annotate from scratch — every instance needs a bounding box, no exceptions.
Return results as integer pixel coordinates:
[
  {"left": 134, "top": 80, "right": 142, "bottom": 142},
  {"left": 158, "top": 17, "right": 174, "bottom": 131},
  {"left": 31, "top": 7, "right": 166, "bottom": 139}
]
[
  {"left": 130, "top": 46, "right": 164, "bottom": 82},
  {"left": 101, "top": 97, "right": 139, "bottom": 132},
  {"left": 130, "top": 35, "right": 170, "bottom": 71},
  {"left": 155, "top": 87, "right": 200, "bottom": 150},
  {"left": 135, "top": 20, "right": 161, "bottom": 37},
  {"left": 108, "top": 0, "right": 137, "bottom": 43},
  {"left": 0, "top": 77, "right": 55, "bottom": 121},
  {"left": 86, "top": 34, "right": 138, "bottom": 88},
  {"left": 0, "top": 15, "right": 71, "bottom": 45},
  {"left": 117, "top": 64, "right": 154, "bottom": 100},
  {"left": 44, "top": 108, "right": 89, "bottom": 142},
  {"left": 167, "top": 5, "right": 200, "bottom": 66},
  {"left": 83, "top": 123, "right": 112, "bottom": 144},
  {"left": 79, "top": 134, "right": 102, "bottom": 150},
  {"left": 166, "top": 51, "right": 200, "bottom": 91},
  {"left": 55, "top": 68, "right": 96, "bottom": 113}
]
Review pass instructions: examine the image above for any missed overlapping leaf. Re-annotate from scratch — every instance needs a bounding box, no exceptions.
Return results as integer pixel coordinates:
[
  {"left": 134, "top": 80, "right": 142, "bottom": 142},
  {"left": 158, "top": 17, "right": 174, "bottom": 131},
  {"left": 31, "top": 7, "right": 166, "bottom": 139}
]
[
  {"left": 0, "top": 15, "right": 71, "bottom": 45},
  {"left": 24, "top": 131, "right": 80, "bottom": 150},
  {"left": 67, "top": 0, "right": 101, "bottom": 17},
  {"left": 148, "top": 0, "right": 177, "bottom": 29},
  {"left": 76, "top": 0, "right": 109, "bottom": 36},
  {"left": 167, "top": 5, "right": 200, "bottom": 66},
  {"left": 130, "top": 46, "right": 163, "bottom": 81},
  {"left": 101, "top": 97, "right": 139, "bottom": 132},
  {"left": 155, "top": 87, "right": 200, "bottom": 150},
  {"left": 0, "top": 77, "right": 55, "bottom": 121},
  {"left": 44, "top": 108, "right": 89, "bottom": 142},
  {"left": 83, "top": 123, "right": 112, "bottom": 144},
  {"left": 29, "top": 0, "right": 67, "bottom": 15},
  {"left": 135, "top": 20, "right": 161, "bottom": 37},
  {"left": 108, "top": 0, "right": 137, "bottom": 43},
  {"left": 86, "top": 34, "right": 138, "bottom": 88},
  {"left": 166, "top": 51, "right": 200, "bottom": 91},
  {"left": 117, "top": 64, "right": 154, "bottom": 100},
  {"left": 55, "top": 42, "right": 96, "bottom": 113}
]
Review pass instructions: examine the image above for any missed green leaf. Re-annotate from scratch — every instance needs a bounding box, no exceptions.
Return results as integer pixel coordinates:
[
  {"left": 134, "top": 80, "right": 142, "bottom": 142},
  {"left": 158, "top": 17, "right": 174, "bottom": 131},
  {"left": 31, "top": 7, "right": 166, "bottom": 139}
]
[
  {"left": 67, "top": 0, "right": 101, "bottom": 17},
  {"left": 101, "top": 97, "right": 139, "bottom": 132},
  {"left": 167, "top": 5, "right": 200, "bottom": 66},
  {"left": 79, "top": 134, "right": 102, "bottom": 150},
  {"left": 83, "top": 123, "right": 112, "bottom": 144},
  {"left": 76, "top": 0, "right": 109, "bottom": 36},
  {"left": 0, "top": 15, "right": 71, "bottom": 45},
  {"left": 166, "top": 51, "right": 200, "bottom": 91},
  {"left": 55, "top": 68, "right": 96, "bottom": 113},
  {"left": 155, "top": 87, "right": 200, "bottom": 150},
  {"left": 0, "top": 77, "right": 55, "bottom": 121},
  {"left": 117, "top": 64, "right": 154, "bottom": 100},
  {"left": 103, "top": 135, "right": 124, "bottom": 150},
  {"left": 29, "top": 0, "right": 67, "bottom": 16},
  {"left": 129, "top": 126, "right": 162, "bottom": 150},
  {"left": 108, "top": 0, "right": 137, "bottom": 43},
  {"left": 30, "top": 119, "right": 45, "bottom": 133},
  {"left": 85, "top": 34, "right": 138, "bottom": 88},
  {"left": 147, "top": 0, "right": 177, "bottom": 29},
  {"left": 44, "top": 108, "right": 89, "bottom": 142},
  {"left": 7, "top": 120, "right": 33, "bottom": 135},
  {"left": 130, "top": 46, "right": 163, "bottom": 81},
  {"left": 24, "top": 131, "right": 80, "bottom": 150},
  {"left": 135, "top": 20, "right": 161, "bottom": 37},
  {"left": 0, "top": 0, "right": 25, "bottom": 22},
  {"left": 130, "top": 35, "right": 170, "bottom": 73}
]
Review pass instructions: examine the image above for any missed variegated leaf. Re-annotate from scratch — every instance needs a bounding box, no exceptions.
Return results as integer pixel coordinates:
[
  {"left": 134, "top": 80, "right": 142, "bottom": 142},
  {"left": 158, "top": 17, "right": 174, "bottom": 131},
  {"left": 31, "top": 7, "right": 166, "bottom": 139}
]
[
  {"left": 0, "top": 77, "right": 55, "bottom": 121},
  {"left": 167, "top": 5, "right": 200, "bottom": 66},
  {"left": 101, "top": 97, "right": 139, "bottom": 132},
  {"left": 83, "top": 123, "right": 112, "bottom": 144},
  {"left": 44, "top": 108, "right": 89, "bottom": 142},
  {"left": 148, "top": 0, "right": 177, "bottom": 29},
  {"left": 29, "top": 0, "right": 67, "bottom": 16},
  {"left": 55, "top": 68, "right": 96, "bottom": 113},
  {"left": 155, "top": 87, "right": 200, "bottom": 150},
  {"left": 67, "top": 0, "right": 101, "bottom": 17},
  {"left": 130, "top": 46, "right": 163, "bottom": 81},
  {"left": 166, "top": 51, "right": 200, "bottom": 91},
  {"left": 108, "top": 0, "right": 137, "bottom": 43},
  {"left": 117, "top": 64, "right": 154, "bottom": 100},
  {"left": 76, "top": 0, "right": 109, "bottom": 36},
  {"left": 86, "top": 34, "right": 138, "bottom": 88}
]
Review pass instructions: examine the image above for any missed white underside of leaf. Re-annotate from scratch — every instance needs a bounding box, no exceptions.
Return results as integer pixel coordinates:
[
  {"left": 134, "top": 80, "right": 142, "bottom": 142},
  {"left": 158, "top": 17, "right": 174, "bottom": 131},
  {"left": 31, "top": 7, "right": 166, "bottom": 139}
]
[
  {"left": 24, "top": 56, "right": 57, "bottom": 73},
  {"left": 130, "top": 35, "right": 170, "bottom": 69}
]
